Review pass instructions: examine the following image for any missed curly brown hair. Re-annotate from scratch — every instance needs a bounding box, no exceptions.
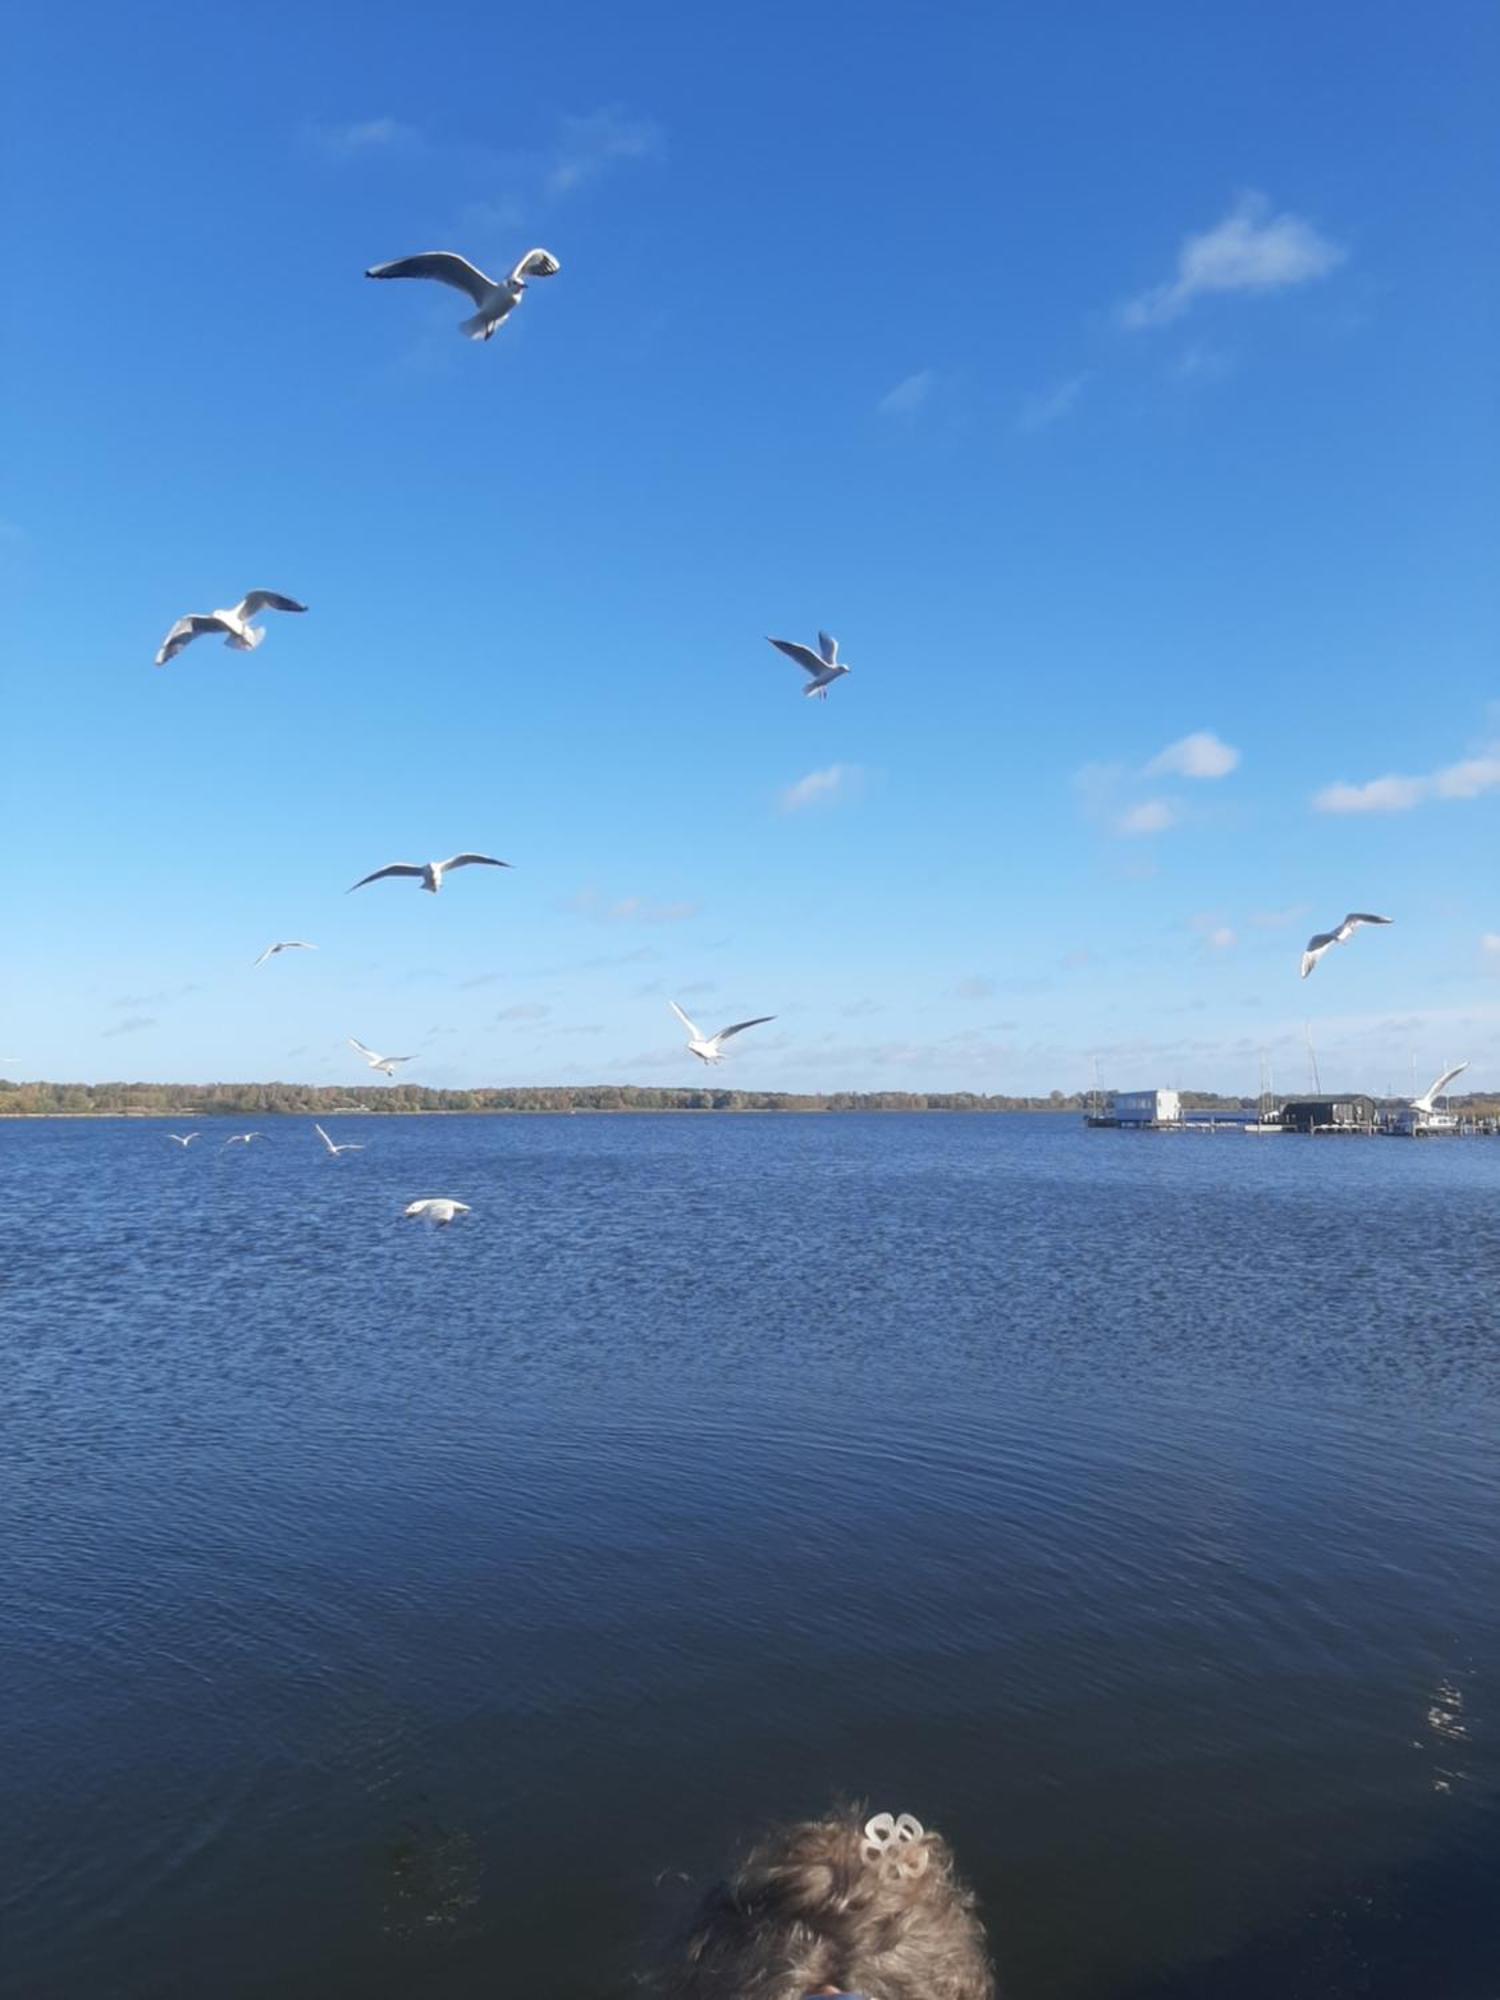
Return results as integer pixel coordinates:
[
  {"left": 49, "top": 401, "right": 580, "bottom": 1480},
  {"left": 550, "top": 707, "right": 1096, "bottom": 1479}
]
[{"left": 659, "top": 1808, "right": 996, "bottom": 2000}]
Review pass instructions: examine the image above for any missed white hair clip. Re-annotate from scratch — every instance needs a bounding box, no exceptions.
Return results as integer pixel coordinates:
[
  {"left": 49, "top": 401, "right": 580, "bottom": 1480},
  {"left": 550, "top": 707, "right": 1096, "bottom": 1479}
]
[{"left": 861, "top": 1812, "right": 928, "bottom": 1881}]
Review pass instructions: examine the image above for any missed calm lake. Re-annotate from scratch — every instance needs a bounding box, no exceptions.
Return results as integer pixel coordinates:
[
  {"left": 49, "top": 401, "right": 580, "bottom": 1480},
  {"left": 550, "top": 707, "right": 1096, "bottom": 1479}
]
[{"left": 3, "top": 1112, "right": 1497, "bottom": 1998}]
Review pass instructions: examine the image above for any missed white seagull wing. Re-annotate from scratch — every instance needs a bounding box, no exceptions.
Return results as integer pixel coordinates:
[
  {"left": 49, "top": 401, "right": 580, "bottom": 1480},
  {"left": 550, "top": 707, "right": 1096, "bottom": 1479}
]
[
  {"left": 712, "top": 1016, "right": 776, "bottom": 1044},
  {"left": 156, "top": 614, "right": 230, "bottom": 665},
  {"left": 348, "top": 1038, "right": 381, "bottom": 1061},
  {"left": 313, "top": 1122, "right": 336, "bottom": 1153},
  {"left": 348, "top": 864, "right": 426, "bottom": 892},
  {"left": 236, "top": 591, "right": 308, "bottom": 621},
  {"left": 1338, "top": 912, "right": 1394, "bottom": 940},
  {"left": 817, "top": 631, "right": 839, "bottom": 666},
  {"left": 767, "top": 636, "right": 828, "bottom": 678},
  {"left": 669, "top": 1000, "right": 703, "bottom": 1041},
  {"left": 509, "top": 247, "right": 561, "bottom": 283},
  {"left": 365, "top": 252, "right": 495, "bottom": 304},
  {"left": 437, "top": 853, "right": 512, "bottom": 873}
]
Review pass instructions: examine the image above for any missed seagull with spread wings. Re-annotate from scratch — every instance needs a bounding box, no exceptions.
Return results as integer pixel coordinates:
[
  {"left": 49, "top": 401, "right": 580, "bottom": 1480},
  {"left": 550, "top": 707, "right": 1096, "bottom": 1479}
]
[
  {"left": 365, "top": 246, "right": 561, "bottom": 341},
  {"left": 670, "top": 1000, "right": 776, "bottom": 1066},
  {"left": 348, "top": 1038, "right": 414, "bottom": 1078},
  {"left": 1300, "top": 913, "right": 1393, "bottom": 979},
  {"left": 347, "top": 854, "right": 511, "bottom": 895},
  {"left": 156, "top": 591, "right": 307, "bottom": 666},
  {"left": 313, "top": 1122, "right": 365, "bottom": 1157},
  {"left": 222, "top": 1132, "right": 264, "bottom": 1147},
  {"left": 766, "top": 631, "right": 851, "bottom": 700},
  {"left": 403, "top": 1198, "right": 471, "bottom": 1226},
  {"left": 253, "top": 941, "right": 317, "bottom": 967},
  {"left": 165, "top": 1132, "right": 200, "bottom": 1148}
]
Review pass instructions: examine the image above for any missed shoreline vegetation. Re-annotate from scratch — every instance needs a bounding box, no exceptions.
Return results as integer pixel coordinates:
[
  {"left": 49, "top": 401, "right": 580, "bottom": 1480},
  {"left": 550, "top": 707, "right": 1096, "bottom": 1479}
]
[{"left": 4, "top": 1082, "right": 1498, "bottom": 1119}]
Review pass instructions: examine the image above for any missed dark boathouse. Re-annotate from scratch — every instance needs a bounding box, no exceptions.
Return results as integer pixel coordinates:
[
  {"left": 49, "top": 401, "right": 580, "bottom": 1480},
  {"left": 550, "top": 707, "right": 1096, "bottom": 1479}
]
[{"left": 1279, "top": 1094, "right": 1377, "bottom": 1134}]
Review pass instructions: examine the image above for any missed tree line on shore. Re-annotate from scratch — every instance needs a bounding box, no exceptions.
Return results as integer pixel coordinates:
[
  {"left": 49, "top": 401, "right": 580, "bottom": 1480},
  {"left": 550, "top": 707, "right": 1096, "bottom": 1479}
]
[{"left": 1, "top": 1079, "right": 1261, "bottom": 1116}]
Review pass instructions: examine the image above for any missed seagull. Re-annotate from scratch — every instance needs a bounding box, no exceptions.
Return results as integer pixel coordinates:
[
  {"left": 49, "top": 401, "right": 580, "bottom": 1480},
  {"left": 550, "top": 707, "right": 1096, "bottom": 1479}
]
[
  {"left": 1300, "top": 913, "right": 1393, "bottom": 979},
  {"left": 313, "top": 1122, "right": 365, "bottom": 1157},
  {"left": 669, "top": 1000, "right": 776, "bottom": 1065},
  {"left": 165, "top": 1132, "right": 200, "bottom": 1147},
  {"left": 349, "top": 1037, "right": 414, "bottom": 1078},
  {"left": 365, "top": 247, "right": 561, "bottom": 341},
  {"left": 1411, "top": 1062, "right": 1468, "bottom": 1114},
  {"left": 156, "top": 592, "right": 307, "bottom": 666},
  {"left": 347, "top": 854, "right": 511, "bottom": 895},
  {"left": 222, "top": 1132, "right": 263, "bottom": 1147},
  {"left": 253, "top": 941, "right": 317, "bottom": 967},
  {"left": 403, "top": 1198, "right": 471, "bottom": 1226},
  {"left": 767, "top": 631, "right": 850, "bottom": 700}
]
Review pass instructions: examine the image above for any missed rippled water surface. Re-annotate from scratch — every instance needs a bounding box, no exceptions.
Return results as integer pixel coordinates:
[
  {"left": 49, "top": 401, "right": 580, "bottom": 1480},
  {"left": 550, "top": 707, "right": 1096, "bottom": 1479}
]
[{"left": 3, "top": 1113, "right": 1498, "bottom": 1998}]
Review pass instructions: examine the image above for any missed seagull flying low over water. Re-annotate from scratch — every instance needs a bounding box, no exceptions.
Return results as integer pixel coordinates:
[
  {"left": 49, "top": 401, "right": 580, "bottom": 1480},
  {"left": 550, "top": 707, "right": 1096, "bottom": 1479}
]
[
  {"left": 365, "top": 247, "right": 561, "bottom": 341},
  {"left": 314, "top": 1122, "right": 365, "bottom": 1157},
  {"left": 348, "top": 1037, "right": 414, "bottom": 1078},
  {"left": 253, "top": 941, "right": 317, "bottom": 967},
  {"left": 348, "top": 854, "right": 511, "bottom": 895},
  {"left": 403, "top": 1198, "right": 471, "bottom": 1226},
  {"left": 1300, "top": 912, "right": 1393, "bottom": 979},
  {"left": 222, "top": 1132, "right": 263, "bottom": 1147},
  {"left": 670, "top": 1000, "right": 776, "bottom": 1065},
  {"left": 156, "top": 592, "right": 307, "bottom": 666},
  {"left": 767, "top": 631, "right": 850, "bottom": 700},
  {"left": 165, "top": 1132, "right": 200, "bottom": 1147}
]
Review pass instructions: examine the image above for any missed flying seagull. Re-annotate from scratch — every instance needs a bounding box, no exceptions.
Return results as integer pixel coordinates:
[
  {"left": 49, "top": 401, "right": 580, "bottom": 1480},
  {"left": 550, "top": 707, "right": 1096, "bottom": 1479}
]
[
  {"left": 669, "top": 1000, "right": 776, "bottom": 1065},
  {"left": 253, "top": 941, "right": 317, "bottom": 967},
  {"left": 348, "top": 854, "right": 511, "bottom": 895},
  {"left": 313, "top": 1121, "right": 365, "bottom": 1157},
  {"left": 222, "top": 1132, "right": 263, "bottom": 1147},
  {"left": 365, "top": 247, "right": 561, "bottom": 341},
  {"left": 349, "top": 1037, "right": 414, "bottom": 1078},
  {"left": 1411, "top": 1062, "right": 1468, "bottom": 1114},
  {"left": 156, "top": 592, "right": 307, "bottom": 666},
  {"left": 403, "top": 1198, "right": 471, "bottom": 1226},
  {"left": 1300, "top": 913, "right": 1393, "bottom": 979},
  {"left": 165, "top": 1132, "right": 200, "bottom": 1147},
  {"left": 767, "top": 631, "right": 850, "bottom": 700}
]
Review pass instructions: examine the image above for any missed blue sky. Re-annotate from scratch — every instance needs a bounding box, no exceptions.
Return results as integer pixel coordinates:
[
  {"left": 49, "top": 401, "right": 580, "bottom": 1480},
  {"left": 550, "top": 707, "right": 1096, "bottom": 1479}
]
[{"left": 5, "top": 0, "right": 1497, "bottom": 1095}]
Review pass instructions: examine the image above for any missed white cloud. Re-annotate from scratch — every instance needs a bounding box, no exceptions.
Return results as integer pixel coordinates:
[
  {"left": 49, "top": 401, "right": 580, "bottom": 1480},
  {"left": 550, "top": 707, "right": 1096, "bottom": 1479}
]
[
  {"left": 543, "top": 108, "right": 663, "bottom": 197},
  {"left": 1121, "top": 192, "right": 1345, "bottom": 329},
  {"left": 953, "top": 976, "right": 996, "bottom": 1000},
  {"left": 877, "top": 369, "right": 935, "bottom": 418},
  {"left": 1145, "top": 730, "right": 1240, "bottom": 780},
  {"left": 1248, "top": 905, "right": 1310, "bottom": 930},
  {"left": 1190, "top": 914, "right": 1237, "bottom": 952},
  {"left": 778, "top": 763, "right": 861, "bottom": 813},
  {"left": 1313, "top": 741, "right": 1500, "bottom": 815},
  {"left": 1481, "top": 934, "right": 1500, "bottom": 959},
  {"left": 1116, "top": 798, "right": 1177, "bottom": 836},
  {"left": 568, "top": 888, "right": 699, "bottom": 924},
  {"left": 1017, "top": 374, "right": 1088, "bottom": 433},
  {"left": 494, "top": 1003, "right": 550, "bottom": 1023},
  {"left": 310, "top": 117, "right": 419, "bottom": 157}
]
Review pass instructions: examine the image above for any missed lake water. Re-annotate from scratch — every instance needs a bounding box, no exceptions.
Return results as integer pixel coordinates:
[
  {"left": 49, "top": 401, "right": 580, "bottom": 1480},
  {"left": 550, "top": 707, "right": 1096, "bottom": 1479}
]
[{"left": 2, "top": 1112, "right": 1497, "bottom": 1998}]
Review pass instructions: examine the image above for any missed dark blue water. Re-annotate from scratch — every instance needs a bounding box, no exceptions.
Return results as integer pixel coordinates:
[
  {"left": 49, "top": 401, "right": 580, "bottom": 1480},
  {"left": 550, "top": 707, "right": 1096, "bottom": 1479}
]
[{"left": 3, "top": 1114, "right": 1497, "bottom": 1999}]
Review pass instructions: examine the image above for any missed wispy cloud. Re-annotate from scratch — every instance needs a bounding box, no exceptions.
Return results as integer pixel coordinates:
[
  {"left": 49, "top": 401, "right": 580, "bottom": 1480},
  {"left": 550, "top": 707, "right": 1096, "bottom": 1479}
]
[
  {"left": 1116, "top": 799, "right": 1177, "bottom": 836},
  {"left": 778, "top": 763, "right": 862, "bottom": 814},
  {"left": 1145, "top": 730, "right": 1240, "bottom": 780},
  {"left": 103, "top": 1016, "right": 156, "bottom": 1038},
  {"left": 495, "top": 1003, "right": 550, "bottom": 1023},
  {"left": 1249, "top": 905, "right": 1310, "bottom": 931},
  {"left": 309, "top": 116, "right": 420, "bottom": 158},
  {"left": 1313, "top": 740, "right": 1500, "bottom": 814},
  {"left": 877, "top": 369, "right": 935, "bottom": 418},
  {"left": 1017, "top": 373, "right": 1088, "bottom": 433},
  {"left": 543, "top": 107, "right": 663, "bottom": 197},
  {"left": 568, "top": 887, "right": 700, "bottom": 924},
  {"left": 1190, "top": 913, "right": 1237, "bottom": 951},
  {"left": 1482, "top": 935, "right": 1500, "bottom": 965},
  {"left": 952, "top": 976, "right": 996, "bottom": 1000},
  {"left": 1121, "top": 192, "right": 1345, "bottom": 330}
]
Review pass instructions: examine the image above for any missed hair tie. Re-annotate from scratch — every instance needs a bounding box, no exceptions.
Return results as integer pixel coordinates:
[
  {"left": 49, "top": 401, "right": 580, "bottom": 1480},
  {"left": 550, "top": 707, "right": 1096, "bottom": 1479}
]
[{"left": 860, "top": 1812, "right": 928, "bottom": 1881}]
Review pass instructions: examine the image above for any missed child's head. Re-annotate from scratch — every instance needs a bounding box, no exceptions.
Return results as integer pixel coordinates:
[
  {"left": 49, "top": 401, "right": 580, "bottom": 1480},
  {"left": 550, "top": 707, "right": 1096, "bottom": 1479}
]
[{"left": 661, "top": 1809, "right": 995, "bottom": 2000}]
